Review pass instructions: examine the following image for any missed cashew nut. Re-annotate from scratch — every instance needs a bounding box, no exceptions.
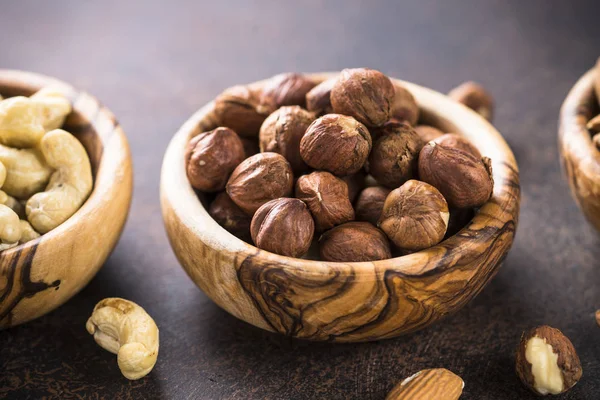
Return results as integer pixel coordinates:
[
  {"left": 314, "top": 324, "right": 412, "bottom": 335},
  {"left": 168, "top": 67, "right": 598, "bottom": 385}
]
[
  {"left": 19, "top": 220, "right": 40, "bottom": 243},
  {"left": 26, "top": 129, "right": 92, "bottom": 234},
  {"left": 1, "top": 192, "right": 25, "bottom": 219},
  {"left": 86, "top": 298, "right": 159, "bottom": 380},
  {"left": 0, "top": 143, "right": 53, "bottom": 199},
  {"left": 31, "top": 88, "right": 72, "bottom": 131},
  {"left": 0, "top": 204, "right": 21, "bottom": 250}
]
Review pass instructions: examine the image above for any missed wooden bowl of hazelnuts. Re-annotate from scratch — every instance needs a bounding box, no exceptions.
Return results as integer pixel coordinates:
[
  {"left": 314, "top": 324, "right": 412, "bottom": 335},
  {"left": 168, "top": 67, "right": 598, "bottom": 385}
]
[
  {"left": 559, "top": 59, "right": 600, "bottom": 231},
  {"left": 161, "top": 69, "right": 520, "bottom": 342}
]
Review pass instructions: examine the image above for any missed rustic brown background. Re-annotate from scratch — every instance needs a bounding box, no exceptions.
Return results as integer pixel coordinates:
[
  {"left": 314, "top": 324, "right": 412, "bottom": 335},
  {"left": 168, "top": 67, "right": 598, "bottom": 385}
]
[{"left": 1, "top": 1, "right": 600, "bottom": 399}]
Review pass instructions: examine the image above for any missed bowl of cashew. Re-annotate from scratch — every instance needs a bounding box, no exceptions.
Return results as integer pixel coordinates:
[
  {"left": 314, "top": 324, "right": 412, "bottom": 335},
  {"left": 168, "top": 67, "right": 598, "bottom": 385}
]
[{"left": 0, "top": 70, "right": 133, "bottom": 328}]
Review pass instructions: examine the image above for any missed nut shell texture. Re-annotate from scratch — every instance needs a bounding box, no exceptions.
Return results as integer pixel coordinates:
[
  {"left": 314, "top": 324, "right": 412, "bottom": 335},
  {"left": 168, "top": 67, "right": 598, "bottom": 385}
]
[
  {"left": 260, "top": 73, "right": 316, "bottom": 108},
  {"left": 209, "top": 192, "right": 252, "bottom": 241},
  {"left": 185, "top": 127, "right": 245, "bottom": 192},
  {"left": 300, "top": 114, "right": 371, "bottom": 176},
  {"left": 250, "top": 198, "right": 314, "bottom": 257},
  {"left": 414, "top": 125, "right": 444, "bottom": 143},
  {"left": 391, "top": 85, "right": 419, "bottom": 126},
  {"left": 434, "top": 133, "right": 482, "bottom": 158},
  {"left": 319, "top": 221, "right": 391, "bottom": 262},
  {"left": 331, "top": 68, "right": 395, "bottom": 127},
  {"left": 226, "top": 152, "right": 293, "bottom": 215},
  {"left": 214, "top": 85, "right": 275, "bottom": 137},
  {"left": 306, "top": 77, "right": 336, "bottom": 115},
  {"left": 355, "top": 186, "right": 391, "bottom": 226}
]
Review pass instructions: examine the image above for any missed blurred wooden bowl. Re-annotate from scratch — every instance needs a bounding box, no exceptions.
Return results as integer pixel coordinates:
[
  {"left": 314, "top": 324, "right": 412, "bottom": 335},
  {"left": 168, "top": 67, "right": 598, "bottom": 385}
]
[
  {"left": 161, "top": 73, "right": 520, "bottom": 342},
  {"left": 559, "top": 68, "right": 600, "bottom": 230},
  {"left": 0, "top": 70, "right": 133, "bottom": 329}
]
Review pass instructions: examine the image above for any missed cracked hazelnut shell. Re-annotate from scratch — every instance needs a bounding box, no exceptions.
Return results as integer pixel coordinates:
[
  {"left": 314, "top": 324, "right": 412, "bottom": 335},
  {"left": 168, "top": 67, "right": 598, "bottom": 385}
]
[
  {"left": 185, "top": 127, "right": 245, "bottom": 192},
  {"left": 250, "top": 198, "right": 314, "bottom": 258},
  {"left": 391, "top": 85, "right": 419, "bottom": 126},
  {"left": 259, "top": 106, "right": 315, "bottom": 173},
  {"left": 306, "top": 78, "right": 336, "bottom": 115},
  {"left": 379, "top": 180, "right": 449, "bottom": 251},
  {"left": 319, "top": 221, "right": 391, "bottom": 262},
  {"left": 355, "top": 186, "right": 391, "bottom": 226},
  {"left": 226, "top": 152, "right": 294, "bottom": 215},
  {"left": 209, "top": 192, "right": 252, "bottom": 241},
  {"left": 295, "top": 171, "right": 355, "bottom": 231},
  {"left": 331, "top": 68, "right": 395, "bottom": 127},
  {"left": 214, "top": 85, "right": 275, "bottom": 137},
  {"left": 448, "top": 81, "right": 494, "bottom": 122},
  {"left": 260, "top": 73, "right": 316, "bottom": 108},
  {"left": 300, "top": 114, "right": 372, "bottom": 176},
  {"left": 434, "top": 133, "right": 481, "bottom": 158}
]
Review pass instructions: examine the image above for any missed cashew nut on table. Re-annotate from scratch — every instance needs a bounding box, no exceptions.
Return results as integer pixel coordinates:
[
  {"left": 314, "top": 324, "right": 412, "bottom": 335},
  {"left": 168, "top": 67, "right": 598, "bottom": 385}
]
[{"left": 86, "top": 298, "right": 160, "bottom": 380}]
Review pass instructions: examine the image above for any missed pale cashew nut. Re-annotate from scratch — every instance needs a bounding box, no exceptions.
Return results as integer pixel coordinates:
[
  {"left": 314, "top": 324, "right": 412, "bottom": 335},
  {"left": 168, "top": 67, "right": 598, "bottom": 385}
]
[
  {"left": 19, "top": 220, "right": 40, "bottom": 243},
  {"left": 0, "top": 143, "right": 53, "bottom": 199},
  {"left": 86, "top": 298, "right": 159, "bottom": 380},
  {"left": 26, "top": 129, "right": 92, "bottom": 234},
  {"left": 31, "top": 88, "right": 72, "bottom": 131},
  {"left": 0, "top": 204, "right": 21, "bottom": 250}
]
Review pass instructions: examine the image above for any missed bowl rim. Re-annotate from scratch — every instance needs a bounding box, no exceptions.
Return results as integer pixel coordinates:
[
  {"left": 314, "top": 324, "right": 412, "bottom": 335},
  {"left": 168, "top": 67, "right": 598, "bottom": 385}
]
[{"left": 161, "top": 72, "right": 520, "bottom": 276}]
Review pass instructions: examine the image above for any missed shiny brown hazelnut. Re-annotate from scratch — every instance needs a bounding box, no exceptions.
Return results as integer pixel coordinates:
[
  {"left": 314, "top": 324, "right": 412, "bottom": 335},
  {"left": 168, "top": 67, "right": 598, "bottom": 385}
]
[
  {"left": 434, "top": 133, "right": 481, "bottom": 158},
  {"left": 391, "top": 85, "right": 419, "bottom": 126},
  {"left": 260, "top": 73, "right": 316, "bottom": 108},
  {"left": 300, "top": 114, "right": 372, "bottom": 176},
  {"left": 250, "top": 198, "right": 314, "bottom": 258},
  {"left": 414, "top": 125, "right": 445, "bottom": 143},
  {"left": 516, "top": 325, "right": 582, "bottom": 396},
  {"left": 306, "top": 78, "right": 336, "bottom": 115},
  {"left": 341, "top": 170, "right": 366, "bottom": 203},
  {"left": 331, "top": 68, "right": 395, "bottom": 127},
  {"left": 209, "top": 192, "right": 252, "bottom": 241},
  {"left": 368, "top": 122, "right": 424, "bottom": 188},
  {"left": 418, "top": 142, "right": 493, "bottom": 208},
  {"left": 319, "top": 221, "right": 391, "bottom": 262},
  {"left": 185, "top": 127, "right": 245, "bottom": 192},
  {"left": 295, "top": 171, "right": 355, "bottom": 231},
  {"left": 379, "top": 180, "right": 449, "bottom": 251},
  {"left": 355, "top": 186, "right": 391, "bottom": 226},
  {"left": 448, "top": 81, "right": 494, "bottom": 122},
  {"left": 587, "top": 114, "right": 600, "bottom": 134},
  {"left": 226, "top": 152, "right": 294, "bottom": 215},
  {"left": 214, "top": 85, "right": 275, "bottom": 137},
  {"left": 259, "top": 106, "right": 315, "bottom": 173}
]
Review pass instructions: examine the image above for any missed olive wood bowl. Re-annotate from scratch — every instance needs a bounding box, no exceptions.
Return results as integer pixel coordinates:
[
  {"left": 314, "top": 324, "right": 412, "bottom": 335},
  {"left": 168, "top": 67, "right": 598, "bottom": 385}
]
[
  {"left": 559, "top": 68, "right": 600, "bottom": 230},
  {"left": 0, "top": 70, "right": 133, "bottom": 329},
  {"left": 161, "top": 73, "right": 520, "bottom": 342}
]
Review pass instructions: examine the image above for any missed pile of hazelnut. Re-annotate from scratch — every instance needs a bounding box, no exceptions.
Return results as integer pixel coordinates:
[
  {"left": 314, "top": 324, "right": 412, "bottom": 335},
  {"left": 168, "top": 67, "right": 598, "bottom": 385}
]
[{"left": 185, "top": 68, "right": 494, "bottom": 262}]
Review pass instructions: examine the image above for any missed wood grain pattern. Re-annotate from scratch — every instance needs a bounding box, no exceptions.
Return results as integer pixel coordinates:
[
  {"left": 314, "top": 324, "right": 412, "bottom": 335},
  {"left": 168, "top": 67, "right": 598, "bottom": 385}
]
[
  {"left": 559, "top": 69, "right": 600, "bottom": 231},
  {"left": 0, "top": 70, "right": 133, "bottom": 328},
  {"left": 160, "top": 73, "right": 521, "bottom": 342},
  {"left": 386, "top": 368, "right": 464, "bottom": 400}
]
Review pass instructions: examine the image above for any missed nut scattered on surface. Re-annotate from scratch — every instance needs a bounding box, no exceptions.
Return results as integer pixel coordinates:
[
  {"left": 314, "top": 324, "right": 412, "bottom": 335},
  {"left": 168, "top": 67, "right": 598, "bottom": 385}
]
[
  {"left": 355, "top": 186, "right": 391, "bottom": 226},
  {"left": 295, "top": 171, "right": 355, "bottom": 231},
  {"left": 434, "top": 133, "right": 482, "bottom": 158},
  {"left": 305, "top": 77, "right": 336, "bottom": 115},
  {"left": 185, "top": 127, "right": 245, "bottom": 192},
  {"left": 587, "top": 114, "right": 600, "bottom": 134},
  {"left": 226, "top": 152, "right": 293, "bottom": 215},
  {"left": 259, "top": 106, "right": 314, "bottom": 173},
  {"left": 209, "top": 192, "right": 252, "bottom": 241},
  {"left": 86, "top": 298, "right": 159, "bottom": 380},
  {"left": 300, "top": 114, "right": 372, "bottom": 176},
  {"left": 368, "top": 121, "right": 424, "bottom": 188},
  {"left": 418, "top": 142, "right": 493, "bottom": 208},
  {"left": 331, "top": 68, "right": 395, "bottom": 127},
  {"left": 386, "top": 368, "right": 464, "bottom": 400},
  {"left": 213, "top": 85, "right": 275, "bottom": 137},
  {"left": 516, "top": 325, "right": 582, "bottom": 396},
  {"left": 250, "top": 198, "right": 314, "bottom": 257},
  {"left": 260, "top": 73, "right": 316, "bottom": 109},
  {"left": 379, "top": 180, "right": 449, "bottom": 251},
  {"left": 448, "top": 81, "right": 494, "bottom": 122},
  {"left": 341, "top": 170, "right": 366, "bottom": 203},
  {"left": 414, "top": 125, "right": 445, "bottom": 143},
  {"left": 319, "top": 221, "right": 391, "bottom": 262},
  {"left": 391, "top": 85, "right": 419, "bottom": 126}
]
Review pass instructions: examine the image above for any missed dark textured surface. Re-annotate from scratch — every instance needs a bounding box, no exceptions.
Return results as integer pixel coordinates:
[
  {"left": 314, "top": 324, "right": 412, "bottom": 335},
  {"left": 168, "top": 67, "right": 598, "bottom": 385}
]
[{"left": 1, "top": 1, "right": 599, "bottom": 399}]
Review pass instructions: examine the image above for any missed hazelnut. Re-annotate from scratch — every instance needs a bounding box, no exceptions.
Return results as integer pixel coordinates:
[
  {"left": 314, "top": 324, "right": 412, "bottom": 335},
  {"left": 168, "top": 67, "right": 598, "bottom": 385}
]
[
  {"left": 305, "top": 77, "right": 336, "bottom": 115},
  {"left": 226, "top": 152, "right": 293, "bottom": 215},
  {"left": 341, "top": 170, "right": 366, "bottom": 203},
  {"left": 331, "top": 68, "right": 395, "bottom": 127},
  {"left": 319, "top": 221, "right": 391, "bottom": 262},
  {"left": 391, "top": 85, "right": 419, "bottom": 126},
  {"left": 414, "top": 125, "right": 444, "bottom": 143},
  {"left": 418, "top": 142, "right": 493, "bottom": 208},
  {"left": 214, "top": 85, "right": 275, "bottom": 137},
  {"left": 379, "top": 180, "right": 449, "bottom": 251},
  {"left": 295, "top": 171, "right": 355, "bottom": 231},
  {"left": 368, "top": 122, "right": 424, "bottom": 189},
  {"left": 448, "top": 81, "right": 494, "bottom": 122},
  {"left": 185, "top": 127, "right": 245, "bottom": 192},
  {"left": 516, "top": 325, "right": 582, "bottom": 396},
  {"left": 240, "top": 137, "right": 260, "bottom": 158},
  {"left": 259, "top": 106, "right": 315, "bottom": 173},
  {"left": 250, "top": 198, "right": 314, "bottom": 258},
  {"left": 433, "top": 133, "right": 481, "bottom": 158},
  {"left": 355, "top": 186, "right": 391, "bottom": 226},
  {"left": 209, "top": 192, "right": 252, "bottom": 241},
  {"left": 587, "top": 114, "right": 600, "bottom": 134},
  {"left": 260, "top": 73, "right": 316, "bottom": 108},
  {"left": 300, "top": 114, "right": 372, "bottom": 176}
]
